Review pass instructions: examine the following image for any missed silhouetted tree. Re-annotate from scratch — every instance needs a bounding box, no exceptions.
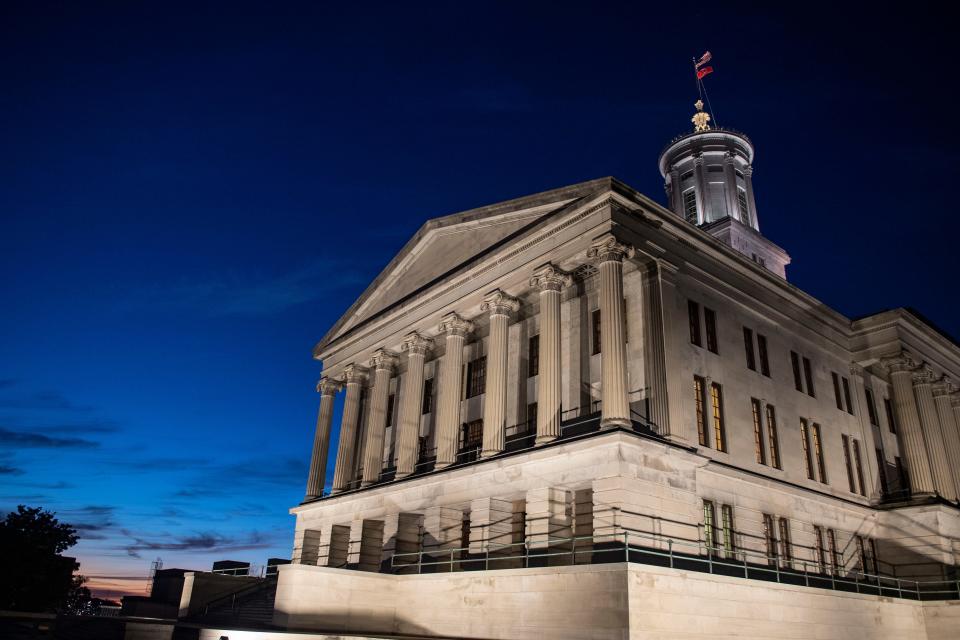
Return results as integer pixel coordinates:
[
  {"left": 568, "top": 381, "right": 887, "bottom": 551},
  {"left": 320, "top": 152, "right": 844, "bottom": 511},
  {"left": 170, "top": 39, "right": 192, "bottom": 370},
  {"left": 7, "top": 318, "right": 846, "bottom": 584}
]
[{"left": 0, "top": 505, "right": 81, "bottom": 612}]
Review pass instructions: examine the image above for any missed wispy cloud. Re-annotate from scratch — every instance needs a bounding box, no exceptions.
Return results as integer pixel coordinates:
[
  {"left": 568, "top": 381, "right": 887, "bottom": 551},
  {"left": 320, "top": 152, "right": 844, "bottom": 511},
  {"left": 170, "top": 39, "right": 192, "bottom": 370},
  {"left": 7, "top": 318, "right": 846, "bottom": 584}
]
[
  {"left": 123, "top": 531, "right": 273, "bottom": 559},
  {"left": 0, "top": 391, "right": 94, "bottom": 412},
  {"left": 0, "top": 464, "right": 24, "bottom": 475},
  {"left": 0, "top": 427, "right": 99, "bottom": 449}
]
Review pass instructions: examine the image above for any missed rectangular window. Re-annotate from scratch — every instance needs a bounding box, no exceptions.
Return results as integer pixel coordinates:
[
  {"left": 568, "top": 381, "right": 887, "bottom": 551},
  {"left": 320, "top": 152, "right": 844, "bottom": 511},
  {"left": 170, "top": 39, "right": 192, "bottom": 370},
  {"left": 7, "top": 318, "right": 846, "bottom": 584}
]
[
  {"left": 461, "top": 418, "right": 483, "bottom": 449},
  {"left": 803, "top": 357, "right": 816, "bottom": 397},
  {"left": 688, "top": 301, "right": 702, "bottom": 347},
  {"left": 791, "top": 351, "right": 803, "bottom": 392},
  {"left": 852, "top": 438, "right": 866, "bottom": 496},
  {"left": 721, "top": 504, "right": 735, "bottom": 559},
  {"left": 885, "top": 398, "right": 897, "bottom": 434},
  {"left": 591, "top": 309, "right": 601, "bottom": 355},
  {"left": 814, "top": 525, "right": 827, "bottom": 574},
  {"left": 704, "top": 308, "right": 718, "bottom": 354},
  {"left": 842, "top": 434, "right": 856, "bottom": 493},
  {"left": 876, "top": 449, "right": 889, "bottom": 495},
  {"left": 767, "top": 404, "right": 781, "bottom": 469},
  {"left": 757, "top": 334, "right": 770, "bottom": 376},
  {"left": 737, "top": 187, "right": 749, "bottom": 220},
  {"left": 828, "top": 529, "right": 840, "bottom": 575},
  {"left": 694, "top": 375, "right": 709, "bottom": 447},
  {"left": 855, "top": 535, "right": 867, "bottom": 574},
  {"left": 751, "top": 398, "right": 766, "bottom": 465},
  {"left": 710, "top": 382, "right": 726, "bottom": 452},
  {"left": 386, "top": 394, "right": 396, "bottom": 426},
  {"left": 812, "top": 423, "right": 827, "bottom": 484},
  {"left": 422, "top": 379, "right": 433, "bottom": 414},
  {"left": 702, "top": 499, "right": 716, "bottom": 553},
  {"left": 778, "top": 518, "right": 792, "bottom": 566},
  {"left": 800, "top": 418, "right": 814, "bottom": 480},
  {"left": 868, "top": 538, "right": 879, "bottom": 576},
  {"left": 683, "top": 189, "right": 698, "bottom": 223},
  {"left": 865, "top": 388, "right": 879, "bottom": 426},
  {"left": 842, "top": 377, "right": 853, "bottom": 414},
  {"left": 743, "top": 327, "right": 756, "bottom": 371},
  {"left": 895, "top": 456, "right": 910, "bottom": 495},
  {"left": 466, "top": 356, "right": 487, "bottom": 398},
  {"left": 832, "top": 372, "right": 844, "bottom": 410},
  {"left": 528, "top": 335, "right": 539, "bottom": 378},
  {"left": 763, "top": 514, "right": 778, "bottom": 565}
]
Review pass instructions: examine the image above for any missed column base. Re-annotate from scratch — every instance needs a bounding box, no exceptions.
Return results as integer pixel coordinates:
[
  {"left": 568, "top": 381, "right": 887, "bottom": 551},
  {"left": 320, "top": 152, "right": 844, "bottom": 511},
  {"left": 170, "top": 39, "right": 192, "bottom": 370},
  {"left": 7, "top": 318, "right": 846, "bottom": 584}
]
[
  {"left": 481, "top": 448, "right": 503, "bottom": 459},
  {"left": 600, "top": 417, "right": 631, "bottom": 428},
  {"left": 434, "top": 461, "right": 452, "bottom": 470},
  {"left": 360, "top": 480, "right": 375, "bottom": 488},
  {"left": 330, "top": 487, "right": 345, "bottom": 495},
  {"left": 394, "top": 470, "right": 411, "bottom": 480},
  {"left": 535, "top": 434, "right": 558, "bottom": 445}
]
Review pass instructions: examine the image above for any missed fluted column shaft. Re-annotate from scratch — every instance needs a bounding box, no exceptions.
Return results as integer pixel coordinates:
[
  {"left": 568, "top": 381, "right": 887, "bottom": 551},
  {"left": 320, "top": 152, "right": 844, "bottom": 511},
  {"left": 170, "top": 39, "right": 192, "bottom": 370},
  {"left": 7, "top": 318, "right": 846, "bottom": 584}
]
[
  {"left": 361, "top": 350, "right": 398, "bottom": 487},
  {"left": 932, "top": 379, "right": 960, "bottom": 499},
  {"left": 396, "top": 333, "right": 433, "bottom": 478},
  {"left": 305, "top": 377, "right": 342, "bottom": 500},
  {"left": 588, "top": 235, "right": 634, "bottom": 428},
  {"left": 481, "top": 290, "right": 518, "bottom": 458},
  {"left": 883, "top": 353, "right": 933, "bottom": 495},
  {"left": 668, "top": 167, "right": 682, "bottom": 216},
  {"left": 913, "top": 368, "right": 956, "bottom": 500},
  {"left": 693, "top": 154, "right": 707, "bottom": 224},
  {"left": 531, "top": 265, "right": 571, "bottom": 444},
  {"left": 435, "top": 313, "right": 473, "bottom": 468},
  {"left": 723, "top": 152, "right": 739, "bottom": 221},
  {"left": 744, "top": 165, "right": 759, "bottom": 230},
  {"left": 332, "top": 365, "right": 367, "bottom": 493}
]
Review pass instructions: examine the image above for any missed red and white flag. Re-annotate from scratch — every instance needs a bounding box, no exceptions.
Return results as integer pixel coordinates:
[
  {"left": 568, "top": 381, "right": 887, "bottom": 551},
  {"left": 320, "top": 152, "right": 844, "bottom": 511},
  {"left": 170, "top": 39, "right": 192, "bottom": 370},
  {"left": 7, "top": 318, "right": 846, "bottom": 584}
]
[
  {"left": 695, "top": 51, "right": 712, "bottom": 69},
  {"left": 696, "top": 66, "right": 714, "bottom": 80}
]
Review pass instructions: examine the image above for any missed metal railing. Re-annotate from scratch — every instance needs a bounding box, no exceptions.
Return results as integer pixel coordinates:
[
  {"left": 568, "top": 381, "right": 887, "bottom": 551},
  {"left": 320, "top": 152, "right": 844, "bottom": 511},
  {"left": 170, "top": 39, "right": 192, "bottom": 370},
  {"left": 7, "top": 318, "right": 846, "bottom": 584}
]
[{"left": 390, "top": 529, "right": 960, "bottom": 601}]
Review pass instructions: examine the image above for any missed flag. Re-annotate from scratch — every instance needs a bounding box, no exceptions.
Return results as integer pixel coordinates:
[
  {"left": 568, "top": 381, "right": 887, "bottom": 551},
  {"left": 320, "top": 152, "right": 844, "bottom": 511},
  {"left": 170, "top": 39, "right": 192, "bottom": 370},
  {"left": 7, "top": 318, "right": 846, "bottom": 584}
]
[
  {"left": 697, "top": 66, "right": 713, "bottom": 80},
  {"left": 695, "top": 51, "right": 712, "bottom": 69}
]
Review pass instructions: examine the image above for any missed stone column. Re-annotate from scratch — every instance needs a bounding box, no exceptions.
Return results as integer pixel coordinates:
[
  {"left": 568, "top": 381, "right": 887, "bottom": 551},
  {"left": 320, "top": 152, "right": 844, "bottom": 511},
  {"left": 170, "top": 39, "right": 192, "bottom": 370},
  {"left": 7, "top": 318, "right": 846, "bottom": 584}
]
[
  {"left": 744, "top": 165, "right": 759, "bottom": 230},
  {"left": 525, "top": 487, "right": 572, "bottom": 550},
  {"left": 469, "top": 497, "right": 514, "bottom": 554},
  {"left": 645, "top": 260, "right": 685, "bottom": 441},
  {"left": 913, "top": 366, "right": 956, "bottom": 501},
  {"left": 361, "top": 349, "right": 398, "bottom": 487},
  {"left": 587, "top": 234, "right": 635, "bottom": 428},
  {"left": 723, "top": 151, "right": 739, "bottom": 221},
  {"left": 849, "top": 364, "right": 880, "bottom": 497},
  {"left": 305, "top": 376, "right": 343, "bottom": 500},
  {"left": 530, "top": 264, "right": 572, "bottom": 444},
  {"left": 668, "top": 166, "right": 682, "bottom": 216},
  {"left": 693, "top": 153, "right": 707, "bottom": 224},
  {"left": 394, "top": 333, "right": 433, "bottom": 478},
  {"left": 932, "top": 378, "right": 960, "bottom": 498},
  {"left": 435, "top": 313, "right": 474, "bottom": 469},
  {"left": 481, "top": 290, "right": 520, "bottom": 458},
  {"left": 881, "top": 352, "right": 933, "bottom": 496},
  {"left": 348, "top": 519, "right": 384, "bottom": 572},
  {"left": 331, "top": 364, "right": 368, "bottom": 493}
]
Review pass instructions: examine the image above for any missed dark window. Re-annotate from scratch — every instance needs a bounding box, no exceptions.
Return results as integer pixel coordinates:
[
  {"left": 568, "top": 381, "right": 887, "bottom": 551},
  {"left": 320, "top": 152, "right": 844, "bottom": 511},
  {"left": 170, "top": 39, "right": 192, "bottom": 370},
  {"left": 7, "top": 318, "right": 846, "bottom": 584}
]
[
  {"left": 855, "top": 535, "right": 867, "bottom": 574},
  {"left": 386, "top": 394, "right": 395, "bottom": 426},
  {"left": 704, "top": 308, "right": 718, "bottom": 354},
  {"left": 800, "top": 418, "right": 814, "bottom": 480},
  {"left": 422, "top": 378, "right": 433, "bottom": 414},
  {"left": 528, "top": 335, "right": 539, "bottom": 378},
  {"left": 757, "top": 334, "right": 770, "bottom": 376},
  {"left": 767, "top": 404, "right": 781, "bottom": 469},
  {"left": 591, "top": 309, "right": 602, "bottom": 355},
  {"left": 842, "top": 435, "right": 856, "bottom": 493},
  {"left": 803, "top": 357, "right": 816, "bottom": 397},
  {"left": 466, "top": 356, "right": 487, "bottom": 398},
  {"left": 702, "top": 499, "right": 716, "bottom": 553},
  {"left": 743, "top": 327, "right": 756, "bottom": 371},
  {"left": 461, "top": 419, "right": 482, "bottom": 449},
  {"left": 751, "top": 398, "right": 766, "bottom": 465},
  {"left": 683, "top": 189, "right": 698, "bottom": 223},
  {"left": 884, "top": 398, "right": 897, "bottom": 434},
  {"left": 778, "top": 518, "right": 792, "bottom": 566},
  {"left": 527, "top": 402, "right": 538, "bottom": 429},
  {"left": 827, "top": 529, "right": 840, "bottom": 574},
  {"left": 694, "top": 375, "right": 708, "bottom": 447},
  {"left": 812, "top": 423, "right": 827, "bottom": 484},
  {"left": 852, "top": 438, "right": 866, "bottom": 497},
  {"left": 842, "top": 377, "right": 853, "bottom": 414},
  {"left": 721, "top": 504, "right": 735, "bottom": 559},
  {"left": 814, "top": 526, "right": 827, "bottom": 574},
  {"left": 791, "top": 351, "right": 803, "bottom": 392},
  {"left": 763, "top": 514, "right": 778, "bottom": 565},
  {"left": 895, "top": 456, "right": 910, "bottom": 495},
  {"left": 865, "top": 388, "right": 879, "bottom": 426},
  {"left": 876, "top": 449, "right": 889, "bottom": 495},
  {"left": 832, "top": 372, "right": 844, "bottom": 410},
  {"left": 688, "top": 301, "right": 702, "bottom": 346},
  {"left": 710, "top": 382, "right": 726, "bottom": 452}
]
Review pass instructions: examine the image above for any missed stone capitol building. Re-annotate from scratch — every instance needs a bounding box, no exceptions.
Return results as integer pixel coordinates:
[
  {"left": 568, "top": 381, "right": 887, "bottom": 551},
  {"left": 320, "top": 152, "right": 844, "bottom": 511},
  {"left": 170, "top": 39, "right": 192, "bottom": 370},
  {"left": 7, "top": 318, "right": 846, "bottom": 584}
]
[{"left": 185, "top": 101, "right": 960, "bottom": 639}]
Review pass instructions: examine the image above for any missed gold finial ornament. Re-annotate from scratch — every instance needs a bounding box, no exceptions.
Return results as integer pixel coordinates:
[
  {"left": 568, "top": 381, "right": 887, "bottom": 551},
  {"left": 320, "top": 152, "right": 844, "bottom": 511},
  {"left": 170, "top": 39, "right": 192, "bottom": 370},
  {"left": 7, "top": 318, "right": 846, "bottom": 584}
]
[{"left": 692, "top": 99, "right": 711, "bottom": 132}]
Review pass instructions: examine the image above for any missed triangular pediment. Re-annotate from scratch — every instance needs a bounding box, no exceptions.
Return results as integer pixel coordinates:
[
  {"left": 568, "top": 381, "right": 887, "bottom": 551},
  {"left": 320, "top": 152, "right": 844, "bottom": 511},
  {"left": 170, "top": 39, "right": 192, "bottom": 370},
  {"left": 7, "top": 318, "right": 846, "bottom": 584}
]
[{"left": 316, "top": 178, "right": 619, "bottom": 355}]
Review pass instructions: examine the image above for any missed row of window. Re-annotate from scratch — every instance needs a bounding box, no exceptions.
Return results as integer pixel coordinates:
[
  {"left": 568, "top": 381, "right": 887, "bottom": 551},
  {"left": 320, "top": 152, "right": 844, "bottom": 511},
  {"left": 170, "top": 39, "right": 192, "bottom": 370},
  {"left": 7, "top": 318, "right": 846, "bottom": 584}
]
[
  {"left": 693, "top": 375, "right": 727, "bottom": 451},
  {"left": 679, "top": 185, "right": 751, "bottom": 225}
]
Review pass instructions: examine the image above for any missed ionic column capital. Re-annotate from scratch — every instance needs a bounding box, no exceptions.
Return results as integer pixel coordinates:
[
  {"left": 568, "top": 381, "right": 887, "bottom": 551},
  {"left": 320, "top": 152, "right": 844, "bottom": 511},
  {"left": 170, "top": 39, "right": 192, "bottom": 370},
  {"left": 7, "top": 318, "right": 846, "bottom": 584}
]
[
  {"left": 912, "top": 364, "right": 936, "bottom": 387},
  {"left": 530, "top": 263, "right": 572, "bottom": 293},
  {"left": 402, "top": 332, "right": 434, "bottom": 357},
  {"left": 438, "top": 312, "right": 474, "bottom": 338},
  {"left": 587, "top": 234, "right": 635, "bottom": 264},
  {"left": 880, "top": 350, "right": 918, "bottom": 374},
  {"left": 480, "top": 289, "right": 520, "bottom": 317},
  {"left": 370, "top": 349, "right": 399, "bottom": 373},
  {"left": 342, "top": 363, "right": 369, "bottom": 385},
  {"left": 848, "top": 363, "right": 865, "bottom": 378},
  {"left": 723, "top": 151, "right": 735, "bottom": 163},
  {"left": 932, "top": 376, "right": 957, "bottom": 398},
  {"left": 316, "top": 376, "right": 343, "bottom": 396},
  {"left": 693, "top": 153, "right": 705, "bottom": 166}
]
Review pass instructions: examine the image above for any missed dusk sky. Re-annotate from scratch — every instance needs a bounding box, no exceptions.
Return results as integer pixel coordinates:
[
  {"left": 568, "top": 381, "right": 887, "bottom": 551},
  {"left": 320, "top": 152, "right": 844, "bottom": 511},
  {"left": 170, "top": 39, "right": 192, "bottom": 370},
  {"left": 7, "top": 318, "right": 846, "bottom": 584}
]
[{"left": 2, "top": 3, "right": 957, "bottom": 599}]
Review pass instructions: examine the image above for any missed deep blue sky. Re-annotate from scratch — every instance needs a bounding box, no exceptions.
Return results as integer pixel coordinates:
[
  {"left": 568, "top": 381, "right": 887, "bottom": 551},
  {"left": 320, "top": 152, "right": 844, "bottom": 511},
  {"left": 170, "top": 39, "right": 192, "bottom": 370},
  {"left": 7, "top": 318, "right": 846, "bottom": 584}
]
[{"left": 2, "top": 3, "right": 957, "bottom": 597}]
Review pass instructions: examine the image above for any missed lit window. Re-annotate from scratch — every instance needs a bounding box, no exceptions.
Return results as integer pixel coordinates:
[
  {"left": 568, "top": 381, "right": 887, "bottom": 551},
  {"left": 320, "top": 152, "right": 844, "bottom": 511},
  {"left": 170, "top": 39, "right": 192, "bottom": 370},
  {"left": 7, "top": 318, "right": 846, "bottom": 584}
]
[
  {"left": 763, "top": 514, "right": 778, "bottom": 565},
  {"left": 710, "top": 382, "right": 726, "bottom": 452},
  {"left": 751, "top": 398, "right": 766, "bottom": 465},
  {"left": 721, "top": 504, "right": 735, "bottom": 559},
  {"left": 694, "top": 375, "right": 708, "bottom": 447},
  {"left": 800, "top": 418, "right": 814, "bottom": 480},
  {"left": 737, "top": 187, "right": 749, "bottom": 220},
  {"left": 812, "top": 423, "right": 827, "bottom": 484},
  {"left": 778, "top": 518, "right": 792, "bottom": 567},
  {"left": 702, "top": 499, "right": 716, "bottom": 553},
  {"left": 766, "top": 404, "right": 781, "bottom": 469}
]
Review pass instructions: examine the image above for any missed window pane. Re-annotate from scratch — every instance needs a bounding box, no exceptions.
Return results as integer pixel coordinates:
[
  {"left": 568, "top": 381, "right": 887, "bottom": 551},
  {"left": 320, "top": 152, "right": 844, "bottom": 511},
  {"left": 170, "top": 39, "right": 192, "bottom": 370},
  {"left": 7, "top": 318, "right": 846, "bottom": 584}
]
[
  {"left": 803, "top": 357, "right": 816, "bottom": 397},
  {"left": 721, "top": 504, "right": 734, "bottom": 558},
  {"left": 791, "top": 351, "right": 803, "bottom": 392},
  {"left": 800, "top": 418, "right": 814, "bottom": 480},
  {"left": 422, "top": 378, "right": 433, "bottom": 414},
  {"left": 842, "top": 377, "right": 853, "bottom": 415},
  {"left": 528, "top": 335, "right": 539, "bottom": 378},
  {"left": 832, "top": 372, "right": 843, "bottom": 410},
  {"left": 852, "top": 439, "right": 866, "bottom": 496},
  {"left": 884, "top": 398, "right": 897, "bottom": 434},
  {"left": 866, "top": 388, "right": 879, "bottom": 426},
  {"left": 757, "top": 334, "right": 770, "bottom": 376},
  {"left": 752, "top": 398, "right": 766, "bottom": 465},
  {"left": 711, "top": 382, "right": 726, "bottom": 452},
  {"left": 812, "top": 423, "right": 827, "bottom": 484},
  {"left": 767, "top": 405, "right": 781, "bottom": 469},
  {"left": 591, "top": 309, "right": 601, "bottom": 355},
  {"left": 694, "top": 376, "right": 708, "bottom": 447},
  {"left": 702, "top": 500, "right": 716, "bottom": 552},
  {"left": 743, "top": 327, "right": 756, "bottom": 371},
  {"left": 842, "top": 435, "right": 856, "bottom": 493},
  {"left": 704, "top": 308, "right": 718, "bottom": 354},
  {"left": 688, "top": 301, "right": 702, "bottom": 347},
  {"left": 683, "top": 189, "right": 698, "bottom": 223}
]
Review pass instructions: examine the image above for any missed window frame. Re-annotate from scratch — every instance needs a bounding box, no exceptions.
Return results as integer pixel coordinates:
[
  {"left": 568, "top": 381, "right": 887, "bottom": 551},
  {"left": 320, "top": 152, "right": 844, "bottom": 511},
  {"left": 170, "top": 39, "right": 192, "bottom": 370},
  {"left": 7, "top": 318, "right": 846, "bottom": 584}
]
[
  {"left": 766, "top": 404, "right": 781, "bottom": 469},
  {"left": 751, "top": 398, "right": 766, "bottom": 465},
  {"left": 528, "top": 334, "right": 539, "bottom": 378},
  {"left": 812, "top": 423, "right": 827, "bottom": 484},
  {"left": 791, "top": 351, "right": 803, "bottom": 392},
  {"left": 710, "top": 381, "right": 726, "bottom": 452},
  {"left": 802, "top": 356, "right": 816, "bottom": 397},
  {"left": 743, "top": 327, "right": 756, "bottom": 371},
  {"left": 465, "top": 356, "right": 487, "bottom": 399},
  {"left": 591, "top": 309, "right": 602, "bottom": 355},
  {"left": 757, "top": 334, "right": 770, "bottom": 376},
  {"left": 688, "top": 301, "right": 702, "bottom": 347},
  {"left": 800, "top": 418, "right": 814, "bottom": 480},
  {"left": 704, "top": 307, "right": 719, "bottom": 354}
]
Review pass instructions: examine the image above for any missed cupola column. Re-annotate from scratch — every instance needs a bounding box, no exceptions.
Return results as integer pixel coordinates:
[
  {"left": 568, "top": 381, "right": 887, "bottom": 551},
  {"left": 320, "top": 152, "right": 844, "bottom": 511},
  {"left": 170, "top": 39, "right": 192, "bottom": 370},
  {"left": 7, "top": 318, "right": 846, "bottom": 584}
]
[
  {"left": 693, "top": 154, "right": 707, "bottom": 224},
  {"left": 481, "top": 290, "right": 519, "bottom": 458},
  {"left": 530, "top": 264, "right": 572, "bottom": 444},
  {"left": 881, "top": 352, "right": 934, "bottom": 496},
  {"left": 435, "top": 313, "right": 474, "bottom": 469},
  {"left": 913, "top": 366, "right": 957, "bottom": 501},
  {"left": 723, "top": 152, "right": 739, "bottom": 221},
  {"left": 743, "top": 165, "right": 759, "bottom": 231},
  {"left": 361, "top": 350, "right": 398, "bottom": 487},
  {"left": 669, "top": 166, "right": 682, "bottom": 216},
  {"left": 305, "top": 376, "right": 342, "bottom": 500},
  {"left": 395, "top": 333, "right": 433, "bottom": 478},
  {"left": 587, "top": 234, "right": 635, "bottom": 428},
  {"left": 331, "top": 364, "right": 368, "bottom": 493}
]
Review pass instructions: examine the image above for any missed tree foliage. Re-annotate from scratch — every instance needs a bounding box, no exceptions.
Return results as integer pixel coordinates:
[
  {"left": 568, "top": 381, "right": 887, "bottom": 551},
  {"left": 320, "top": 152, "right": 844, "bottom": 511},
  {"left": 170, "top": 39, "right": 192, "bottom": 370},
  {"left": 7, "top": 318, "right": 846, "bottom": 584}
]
[{"left": 0, "top": 505, "right": 82, "bottom": 612}]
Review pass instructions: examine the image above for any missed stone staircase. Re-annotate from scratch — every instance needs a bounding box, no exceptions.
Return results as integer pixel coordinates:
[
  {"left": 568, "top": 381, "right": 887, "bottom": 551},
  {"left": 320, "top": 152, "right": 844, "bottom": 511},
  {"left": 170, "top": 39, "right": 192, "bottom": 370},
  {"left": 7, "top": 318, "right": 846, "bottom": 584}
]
[{"left": 192, "top": 577, "right": 278, "bottom": 628}]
